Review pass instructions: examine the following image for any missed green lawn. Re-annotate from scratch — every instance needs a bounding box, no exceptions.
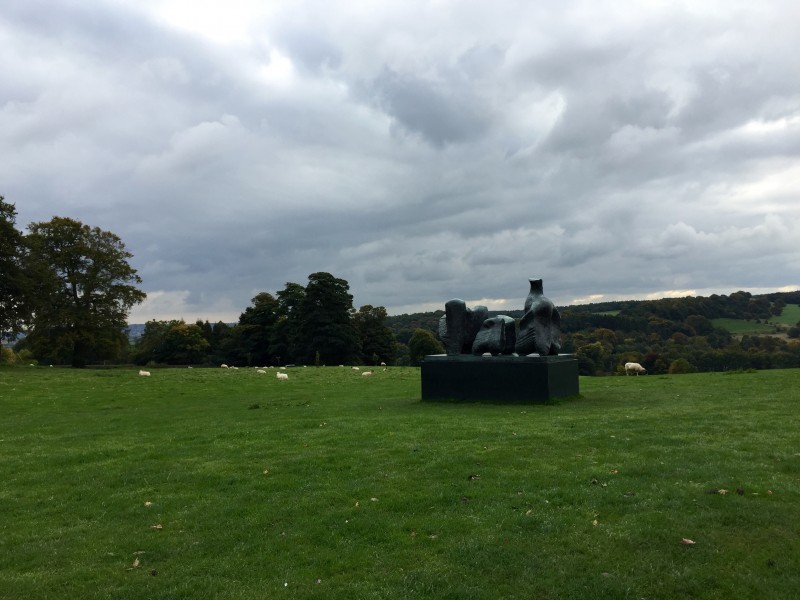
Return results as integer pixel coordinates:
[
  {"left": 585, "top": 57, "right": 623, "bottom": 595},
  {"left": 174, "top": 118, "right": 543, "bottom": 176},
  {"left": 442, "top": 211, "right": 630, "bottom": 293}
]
[{"left": 1, "top": 366, "right": 799, "bottom": 599}]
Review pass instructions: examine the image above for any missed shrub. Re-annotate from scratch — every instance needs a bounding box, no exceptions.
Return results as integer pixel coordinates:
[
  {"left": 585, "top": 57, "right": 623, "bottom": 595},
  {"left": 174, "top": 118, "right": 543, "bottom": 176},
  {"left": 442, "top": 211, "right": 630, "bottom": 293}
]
[{"left": 668, "top": 357, "right": 696, "bottom": 374}]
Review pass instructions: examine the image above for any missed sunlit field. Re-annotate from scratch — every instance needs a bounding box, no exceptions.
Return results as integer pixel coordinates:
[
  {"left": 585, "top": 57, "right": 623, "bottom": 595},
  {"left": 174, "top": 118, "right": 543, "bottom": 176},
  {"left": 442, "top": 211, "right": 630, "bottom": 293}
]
[{"left": 1, "top": 366, "right": 799, "bottom": 599}]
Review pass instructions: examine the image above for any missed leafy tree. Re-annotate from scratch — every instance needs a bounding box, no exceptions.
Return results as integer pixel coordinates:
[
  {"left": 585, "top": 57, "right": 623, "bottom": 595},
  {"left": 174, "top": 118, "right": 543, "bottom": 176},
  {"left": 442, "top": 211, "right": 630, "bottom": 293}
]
[
  {"left": 0, "top": 197, "right": 30, "bottom": 340},
  {"left": 270, "top": 282, "right": 306, "bottom": 364},
  {"left": 134, "top": 320, "right": 209, "bottom": 365},
  {"left": 24, "top": 217, "right": 146, "bottom": 366},
  {"left": 160, "top": 321, "right": 210, "bottom": 364},
  {"left": 133, "top": 320, "right": 172, "bottom": 365},
  {"left": 237, "top": 292, "right": 279, "bottom": 365},
  {"left": 297, "top": 272, "right": 361, "bottom": 365},
  {"left": 353, "top": 304, "right": 396, "bottom": 365},
  {"left": 668, "top": 358, "right": 696, "bottom": 374},
  {"left": 408, "top": 328, "right": 444, "bottom": 365}
]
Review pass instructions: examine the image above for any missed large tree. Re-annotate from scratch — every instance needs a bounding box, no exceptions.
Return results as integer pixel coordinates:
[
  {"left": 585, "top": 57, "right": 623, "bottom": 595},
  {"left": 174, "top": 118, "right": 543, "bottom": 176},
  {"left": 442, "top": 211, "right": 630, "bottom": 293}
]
[
  {"left": 236, "top": 292, "right": 279, "bottom": 366},
  {"left": 270, "top": 282, "right": 306, "bottom": 364},
  {"left": 353, "top": 304, "right": 396, "bottom": 365},
  {"left": 297, "top": 272, "right": 361, "bottom": 365},
  {"left": 0, "top": 197, "right": 29, "bottom": 340},
  {"left": 24, "top": 217, "right": 146, "bottom": 366}
]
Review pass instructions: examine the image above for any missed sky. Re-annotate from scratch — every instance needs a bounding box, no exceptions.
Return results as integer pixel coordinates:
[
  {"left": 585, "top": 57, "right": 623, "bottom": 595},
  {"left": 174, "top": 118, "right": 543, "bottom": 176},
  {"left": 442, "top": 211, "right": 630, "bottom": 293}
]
[{"left": 2, "top": 0, "right": 799, "bottom": 323}]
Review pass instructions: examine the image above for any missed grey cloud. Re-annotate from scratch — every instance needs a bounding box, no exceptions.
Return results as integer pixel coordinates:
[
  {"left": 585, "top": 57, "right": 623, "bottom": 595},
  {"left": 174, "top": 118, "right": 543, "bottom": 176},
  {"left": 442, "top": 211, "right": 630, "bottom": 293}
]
[
  {"left": 367, "top": 66, "right": 492, "bottom": 146},
  {"left": 3, "top": 0, "right": 799, "bottom": 322}
]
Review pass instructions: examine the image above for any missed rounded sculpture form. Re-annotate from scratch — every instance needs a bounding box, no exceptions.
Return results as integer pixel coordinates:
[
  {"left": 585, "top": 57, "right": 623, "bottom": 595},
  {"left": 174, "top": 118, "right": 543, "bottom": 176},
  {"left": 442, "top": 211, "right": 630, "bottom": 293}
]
[{"left": 515, "top": 279, "right": 562, "bottom": 356}]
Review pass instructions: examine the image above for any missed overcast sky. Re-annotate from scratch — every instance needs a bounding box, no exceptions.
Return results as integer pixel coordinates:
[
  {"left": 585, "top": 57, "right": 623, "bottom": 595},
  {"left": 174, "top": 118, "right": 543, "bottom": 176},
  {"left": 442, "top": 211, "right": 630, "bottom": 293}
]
[{"left": 2, "top": 0, "right": 799, "bottom": 323}]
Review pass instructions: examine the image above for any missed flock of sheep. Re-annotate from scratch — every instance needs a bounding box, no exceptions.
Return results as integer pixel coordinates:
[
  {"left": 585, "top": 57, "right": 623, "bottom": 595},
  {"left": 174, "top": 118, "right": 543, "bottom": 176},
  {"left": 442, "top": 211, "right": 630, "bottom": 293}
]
[
  {"left": 140, "top": 361, "right": 646, "bottom": 377},
  {"left": 138, "top": 362, "right": 389, "bottom": 379}
]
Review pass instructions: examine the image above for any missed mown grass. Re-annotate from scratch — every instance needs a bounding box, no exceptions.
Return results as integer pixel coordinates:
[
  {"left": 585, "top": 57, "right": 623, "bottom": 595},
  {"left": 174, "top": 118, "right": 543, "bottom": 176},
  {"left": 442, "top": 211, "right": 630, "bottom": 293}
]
[{"left": 1, "top": 365, "right": 799, "bottom": 599}]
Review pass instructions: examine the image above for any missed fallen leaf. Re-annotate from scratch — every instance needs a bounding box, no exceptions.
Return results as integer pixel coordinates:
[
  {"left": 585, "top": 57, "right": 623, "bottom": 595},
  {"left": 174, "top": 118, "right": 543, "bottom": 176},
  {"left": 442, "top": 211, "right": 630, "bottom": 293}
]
[
  {"left": 609, "top": 469, "right": 619, "bottom": 474},
  {"left": 144, "top": 501, "right": 153, "bottom": 507},
  {"left": 370, "top": 497, "right": 378, "bottom": 502},
  {"left": 132, "top": 558, "right": 141, "bottom": 568},
  {"left": 410, "top": 531, "right": 417, "bottom": 537},
  {"left": 592, "top": 519, "right": 598, "bottom": 526},
  {"left": 768, "top": 490, "right": 773, "bottom": 495},
  {"left": 151, "top": 524, "right": 163, "bottom": 530},
  {"left": 718, "top": 489, "right": 729, "bottom": 495},
  {"left": 680, "top": 538, "right": 696, "bottom": 545},
  {"left": 467, "top": 474, "right": 480, "bottom": 481}
]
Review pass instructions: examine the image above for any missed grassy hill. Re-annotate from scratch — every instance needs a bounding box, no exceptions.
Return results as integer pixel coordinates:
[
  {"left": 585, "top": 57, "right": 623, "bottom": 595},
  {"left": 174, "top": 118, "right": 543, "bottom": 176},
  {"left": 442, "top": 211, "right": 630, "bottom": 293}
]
[{"left": 2, "top": 366, "right": 799, "bottom": 598}]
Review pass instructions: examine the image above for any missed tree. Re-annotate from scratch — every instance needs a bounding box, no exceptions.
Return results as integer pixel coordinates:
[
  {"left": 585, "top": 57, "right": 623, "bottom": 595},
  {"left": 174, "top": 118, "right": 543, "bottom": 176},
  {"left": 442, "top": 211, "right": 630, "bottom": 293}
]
[
  {"left": 0, "top": 197, "right": 30, "bottom": 340},
  {"left": 408, "top": 328, "right": 444, "bottom": 365},
  {"left": 24, "top": 217, "right": 146, "bottom": 366},
  {"left": 270, "top": 282, "right": 306, "bottom": 364},
  {"left": 297, "top": 272, "right": 361, "bottom": 365},
  {"left": 237, "top": 292, "right": 279, "bottom": 365},
  {"left": 353, "top": 304, "right": 396, "bottom": 365}
]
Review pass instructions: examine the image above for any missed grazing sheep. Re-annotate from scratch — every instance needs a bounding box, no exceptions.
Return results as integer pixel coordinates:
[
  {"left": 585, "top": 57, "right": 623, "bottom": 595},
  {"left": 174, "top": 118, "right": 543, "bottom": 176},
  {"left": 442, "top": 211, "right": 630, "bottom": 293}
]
[
  {"left": 352, "top": 366, "right": 360, "bottom": 371},
  {"left": 221, "top": 364, "right": 229, "bottom": 368},
  {"left": 625, "top": 362, "right": 647, "bottom": 376},
  {"left": 362, "top": 371, "right": 373, "bottom": 377},
  {"left": 276, "top": 372, "right": 289, "bottom": 380},
  {"left": 257, "top": 369, "right": 267, "bottom": 374},
  {"left": 139, "top": 370, "right": 151, "bottom": 377},
  {"left": 380, "top": 362, "right": 386, "bottom": 367}
]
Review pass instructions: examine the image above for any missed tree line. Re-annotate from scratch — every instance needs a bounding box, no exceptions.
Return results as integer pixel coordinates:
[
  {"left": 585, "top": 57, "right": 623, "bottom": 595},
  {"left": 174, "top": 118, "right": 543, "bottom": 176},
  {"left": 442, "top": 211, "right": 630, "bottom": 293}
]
[{"left": 132, "top": 273, "right": 400, "bottom": 367}]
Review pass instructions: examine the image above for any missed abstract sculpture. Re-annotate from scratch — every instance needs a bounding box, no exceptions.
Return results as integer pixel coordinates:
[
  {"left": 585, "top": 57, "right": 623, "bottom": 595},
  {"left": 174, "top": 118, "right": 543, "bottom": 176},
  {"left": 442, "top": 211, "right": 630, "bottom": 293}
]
[{"left": 438, "top": 278, "right": 561, "bottom": 356}]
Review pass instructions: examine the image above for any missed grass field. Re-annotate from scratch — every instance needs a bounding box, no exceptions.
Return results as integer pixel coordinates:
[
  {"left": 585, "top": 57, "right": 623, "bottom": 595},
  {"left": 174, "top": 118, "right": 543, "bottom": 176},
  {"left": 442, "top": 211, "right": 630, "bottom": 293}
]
[
  {"left": 713, "top": 304, "right": 800, "bottom": 336},
  {"left": 2, "top": 365, "right": 799, "bottom": 599}
]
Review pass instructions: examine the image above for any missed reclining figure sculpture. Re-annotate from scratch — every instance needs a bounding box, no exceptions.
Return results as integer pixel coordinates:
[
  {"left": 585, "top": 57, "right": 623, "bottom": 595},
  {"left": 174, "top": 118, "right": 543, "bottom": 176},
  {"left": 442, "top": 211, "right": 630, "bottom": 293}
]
[{"left": 438, "top": 279, "right": 562, "bottom": 357}]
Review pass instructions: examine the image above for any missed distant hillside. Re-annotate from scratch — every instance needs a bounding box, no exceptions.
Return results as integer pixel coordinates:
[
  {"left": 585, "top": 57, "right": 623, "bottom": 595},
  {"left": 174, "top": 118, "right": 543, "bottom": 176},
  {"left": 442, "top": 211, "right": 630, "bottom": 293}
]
[{"left": 385, "top": 289, "right": 800, "bottom": 340}]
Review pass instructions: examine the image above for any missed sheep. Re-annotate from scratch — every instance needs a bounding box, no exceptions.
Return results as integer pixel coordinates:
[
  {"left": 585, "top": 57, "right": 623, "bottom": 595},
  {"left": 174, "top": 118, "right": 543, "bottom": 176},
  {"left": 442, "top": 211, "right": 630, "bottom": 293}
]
[
  {"left": 352, "top": 366, "right": 360, "bottom": 371},
  {"left": 276, "top": 372, "right": 289, "bottom": 380},
  {"left": 221, "top": 364, "right": 229, "bottom": 368},
  {"left": 138, "top": 370, "right": 151, "bottom": 377},
  {"left": 257, "top": 369, "right": 267, "bottom": 374},
  {"left": 362, "top": 371, "right": 373, "bottom": 377},
  {"left": 625, "top": 362, "right": 647, "bottom": 376},
  {"left": 380, "top": 362, "right": 386, "bottom": 367}
]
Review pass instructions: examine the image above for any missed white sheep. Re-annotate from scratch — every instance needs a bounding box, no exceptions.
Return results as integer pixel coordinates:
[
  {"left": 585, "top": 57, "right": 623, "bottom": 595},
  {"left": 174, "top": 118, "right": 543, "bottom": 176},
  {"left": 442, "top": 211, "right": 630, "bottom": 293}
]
[
  {"left": 380, "top": 362, "right": 386, "bottom": 367},
  {"left": 362, "top": 371, "right": 373, "bottom": 377},
  {"left": 352, "top": 366, "right": 360, "bottom": 371},
  {"left": 257, "top": 369, "right": 267, "bottom": 374},
  {"left": 221, "top": 364, "right": 229, "bottom": 368},
  {"left": 138, "top": 370, "right": 151, "bottom": 377},
  {"left": 625, "top": 362, "right": 647, "bottom": 376},
  {"left": 276, "top": 372, "right": 289, "bottom": 380}
]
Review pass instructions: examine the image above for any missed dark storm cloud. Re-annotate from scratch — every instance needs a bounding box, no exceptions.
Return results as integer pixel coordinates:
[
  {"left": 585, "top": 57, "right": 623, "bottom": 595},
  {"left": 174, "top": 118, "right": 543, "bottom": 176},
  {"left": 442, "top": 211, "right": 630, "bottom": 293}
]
[{"left": 2, "top": 0, "right": 798, "bottom": 321}]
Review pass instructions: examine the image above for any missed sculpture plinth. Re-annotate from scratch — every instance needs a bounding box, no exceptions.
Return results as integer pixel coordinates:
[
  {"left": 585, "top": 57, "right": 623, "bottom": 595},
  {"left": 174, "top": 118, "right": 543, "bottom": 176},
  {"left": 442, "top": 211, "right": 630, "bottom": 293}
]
[{"left": 421, "top": 354, "right": 579, "bottom": 403}]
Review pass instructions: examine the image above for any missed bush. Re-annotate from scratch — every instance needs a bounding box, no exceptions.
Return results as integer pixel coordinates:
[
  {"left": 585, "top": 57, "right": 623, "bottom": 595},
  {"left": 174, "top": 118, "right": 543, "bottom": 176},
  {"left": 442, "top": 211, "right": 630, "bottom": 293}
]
[
  {"left": 668, "top": 358, "right": 696, "bottom": 374},
  {"left": 1, "top": 347, "right": 18, "bottom": 364}
]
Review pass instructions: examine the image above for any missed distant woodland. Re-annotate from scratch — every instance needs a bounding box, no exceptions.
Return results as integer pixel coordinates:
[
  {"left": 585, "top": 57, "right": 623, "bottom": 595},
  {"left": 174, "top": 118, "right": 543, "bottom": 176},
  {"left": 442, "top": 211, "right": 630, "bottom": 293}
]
[{"left": 385, "top": 290, "right": 800, "bottom": 375}]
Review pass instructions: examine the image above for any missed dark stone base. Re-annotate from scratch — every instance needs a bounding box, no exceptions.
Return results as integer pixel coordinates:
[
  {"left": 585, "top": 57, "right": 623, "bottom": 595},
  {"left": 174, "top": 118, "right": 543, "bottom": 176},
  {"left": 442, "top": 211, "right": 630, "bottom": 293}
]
[{"left": 421, "top": 354, "right": 579, "bottom": 403}]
